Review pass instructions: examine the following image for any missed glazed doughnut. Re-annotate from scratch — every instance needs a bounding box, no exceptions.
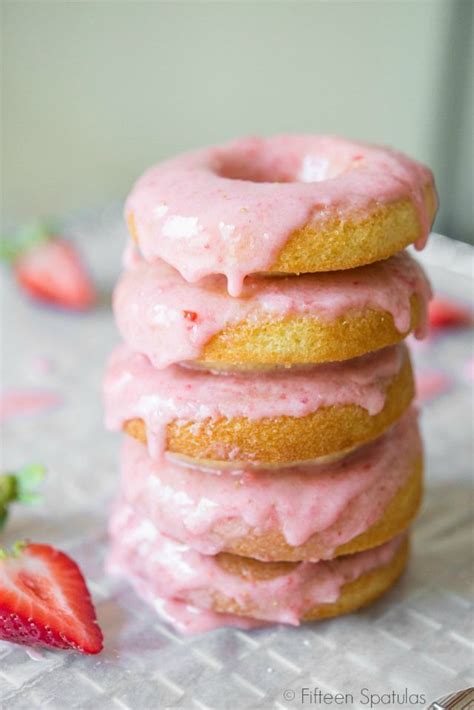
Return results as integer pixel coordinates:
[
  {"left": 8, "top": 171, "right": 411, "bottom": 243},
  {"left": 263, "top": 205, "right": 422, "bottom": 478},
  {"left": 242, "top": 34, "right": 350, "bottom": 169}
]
[
  {"left": 104, "top": 343, "right": 414, "bottom": 466},
  {"left": 115, "top": 250, "right": 431, "bottom": 370},
  {"left": 119, "top": 409, "right": 422, "bottom": 561},
  {"left": 125, "top": 135, "right": 437, "bottom": 295},
  {"left": 108, "top": 501, "right": 409, "bottom": 627}
]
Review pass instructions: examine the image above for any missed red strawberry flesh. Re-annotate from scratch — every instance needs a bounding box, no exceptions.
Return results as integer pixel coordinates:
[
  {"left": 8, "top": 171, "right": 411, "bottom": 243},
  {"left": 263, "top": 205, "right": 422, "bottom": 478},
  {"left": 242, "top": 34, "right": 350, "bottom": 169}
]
[
  {"left": 14, "top": 239, "right": 95, "bottom": 311},
  {"left": 428, "top": 298, "right": 472, "bottom": 330},
  {"left": 0, "top": 543, "right": 103, "bottom": 654}
]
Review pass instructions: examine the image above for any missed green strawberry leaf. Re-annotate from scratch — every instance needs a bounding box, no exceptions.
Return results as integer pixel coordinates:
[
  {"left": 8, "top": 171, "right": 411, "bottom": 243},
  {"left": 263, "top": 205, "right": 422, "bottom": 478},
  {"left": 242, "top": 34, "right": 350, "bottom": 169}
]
[
  {"left": 0, "top": 464, "right": 45, "bottom": 532},
  {"left": 0, "top": 474, "right": 17, "bottom": 507},
  {"left": 0, "top": 506, "right": 8, "bottom": 532},
  {"left": 0, "top": 540, "right": 27, "bottom": 559},
  {"left": 1, "top": 221, "right": 58, "bottom": 264},
  {"left": 16, "top": 463, "right": 46, "bottom": 498}
]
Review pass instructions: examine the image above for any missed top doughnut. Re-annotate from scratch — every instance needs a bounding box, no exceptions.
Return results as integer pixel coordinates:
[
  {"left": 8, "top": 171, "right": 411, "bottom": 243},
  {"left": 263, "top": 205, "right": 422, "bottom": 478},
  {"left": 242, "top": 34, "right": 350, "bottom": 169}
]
[{"left": 126, "top": 134, "right": 437, "bottom": 296}]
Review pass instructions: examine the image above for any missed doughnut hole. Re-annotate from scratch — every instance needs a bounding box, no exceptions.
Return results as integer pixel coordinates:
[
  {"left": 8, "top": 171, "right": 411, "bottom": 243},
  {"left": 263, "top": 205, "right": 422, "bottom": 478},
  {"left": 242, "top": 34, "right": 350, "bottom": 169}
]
[{"left": 214, "top": 138, "right": 360, "bottom": 184}]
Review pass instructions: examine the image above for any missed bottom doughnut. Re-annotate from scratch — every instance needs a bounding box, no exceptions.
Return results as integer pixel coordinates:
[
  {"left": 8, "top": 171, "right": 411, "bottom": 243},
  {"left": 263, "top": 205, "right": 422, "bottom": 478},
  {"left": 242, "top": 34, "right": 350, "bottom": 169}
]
[{"left": 108, "top": 502, "right": 409, "bottom": 632}]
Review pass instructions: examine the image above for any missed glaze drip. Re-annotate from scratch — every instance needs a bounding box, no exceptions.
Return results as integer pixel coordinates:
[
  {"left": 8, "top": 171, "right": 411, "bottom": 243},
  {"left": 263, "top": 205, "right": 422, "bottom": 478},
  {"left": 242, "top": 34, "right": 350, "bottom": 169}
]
[
  {"left": 126, "top": 135, "right": 435, "bottom": 295},
  {"left": 103, "top": 343, "right": 407, "bottom": 459},
  {"left": 108, "top": 502, "right": 405, "bottom": 628},
  {"left": 118, "top": 409, "right": 420, "bottom": 556},
  {"left": 115, "top": 250, "right": 431, "bottom": 369}
]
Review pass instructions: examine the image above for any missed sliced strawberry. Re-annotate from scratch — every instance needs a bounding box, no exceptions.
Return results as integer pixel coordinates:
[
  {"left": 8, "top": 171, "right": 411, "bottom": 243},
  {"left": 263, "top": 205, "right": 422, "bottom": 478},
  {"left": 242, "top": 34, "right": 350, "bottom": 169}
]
[
  {"left": 0, "top": 543, "right": 103, "bottom": 654},
  {"left": 429, "top": 298, "right": 472, "bottom": 330},
  {"left": 14, "top": 239, "right": 95, "bottom": 311}
]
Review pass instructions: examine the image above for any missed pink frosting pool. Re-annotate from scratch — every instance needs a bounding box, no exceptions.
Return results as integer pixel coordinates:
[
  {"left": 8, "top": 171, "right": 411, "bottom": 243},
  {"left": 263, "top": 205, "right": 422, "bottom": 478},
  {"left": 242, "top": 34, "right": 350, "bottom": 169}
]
[
  {"left": 118, "top": 409, "right": 420, "bottom": 558},
  {"left": 108, "top": 501, "right": 405, "bottom": 629},
  {"left": 125, "top": 135, "right": 435, "bottom": 295},
  {"left": 114, "top": 249, "right": 431, "bottom": 369},
  {"left": 151, "top": 597, "right": 267, "bottom": 634},
  {"left": 103, "top": 343, "right": 407, "bottom": 460},
  {"left": 0, "top": 389, "right": 62, "bottom": 421}
]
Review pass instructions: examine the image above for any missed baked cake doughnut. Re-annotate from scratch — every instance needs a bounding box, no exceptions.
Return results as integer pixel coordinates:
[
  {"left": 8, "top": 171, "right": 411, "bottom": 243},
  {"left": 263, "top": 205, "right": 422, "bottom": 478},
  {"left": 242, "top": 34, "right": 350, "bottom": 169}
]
[
  {"left": 108, "top": 501, "right": 409, "bottom": 627},
  {"left": 115, "top": 250, "right": 431, "bottom": 370},
  {"left": 104, "top": 343, "right": 414, "bottom": 466},
  {"left": 125, "top": 135, "right": 437, "bottom": 295},
  {"left": 104, "top": 133, "right": 435, "bottom": 633},
  {"left": 119, "top": 409, "right": 422, "bottom": 561}
]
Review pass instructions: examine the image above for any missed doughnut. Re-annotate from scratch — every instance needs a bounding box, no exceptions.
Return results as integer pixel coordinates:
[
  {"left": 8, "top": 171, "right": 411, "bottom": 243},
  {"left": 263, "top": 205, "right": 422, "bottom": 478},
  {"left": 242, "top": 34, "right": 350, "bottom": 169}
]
[
  {"left": 104, "top": 343, "right": 414, "bottom": 466},
  {"left": 115, "top": 250, "right": 431, "bottom": 370},
  {"left": 108, "top": 500, "right": 409, "bottom": 627},
  {"left": 125, "top": 135, "right": 437, "bottom": 296},
  {"left": 120, "top": 538, "right": 408, "bottom": 633},
  {"left": 118, "top": 409, "right": 422, "bottom": 561}
]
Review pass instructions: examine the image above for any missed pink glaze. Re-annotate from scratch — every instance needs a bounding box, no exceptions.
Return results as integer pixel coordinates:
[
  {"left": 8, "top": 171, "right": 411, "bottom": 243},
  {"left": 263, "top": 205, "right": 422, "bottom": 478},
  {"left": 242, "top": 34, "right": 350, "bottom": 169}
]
[
  {"left": 108, "top": 502, "right": 405, "bottom": 628},
  {"left": 416, "top": 371, "right": 451, "bottom": 404},
  {"left": 29, "top": 355, "right": 56, "bottom": 376},
  {"left": 114, "top": 250, "right": 431, "bottom": 369},
  {"left": 0, "top": 389, "right": 62, "bottom": 421},
  {"left": 141, "top": 591, "right": 266, "bottom": 634},
  {"left": 119, "top": 409, "right": 420, "bottom": 557},
  {"left": 126, "top": 135, "right": 435, "bottom": 295},
  {"left": 103, "top": 343, "right": 407, "bottom": 460},
  {"left": 465, "top": 358, "right": 474, "bottom": 382}
]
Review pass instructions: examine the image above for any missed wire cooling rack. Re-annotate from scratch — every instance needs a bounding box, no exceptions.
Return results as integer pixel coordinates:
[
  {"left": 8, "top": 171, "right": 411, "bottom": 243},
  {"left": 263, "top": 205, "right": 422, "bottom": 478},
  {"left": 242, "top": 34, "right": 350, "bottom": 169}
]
[{"left": 1, "top": 210, "right": 473, "bottom": 709}]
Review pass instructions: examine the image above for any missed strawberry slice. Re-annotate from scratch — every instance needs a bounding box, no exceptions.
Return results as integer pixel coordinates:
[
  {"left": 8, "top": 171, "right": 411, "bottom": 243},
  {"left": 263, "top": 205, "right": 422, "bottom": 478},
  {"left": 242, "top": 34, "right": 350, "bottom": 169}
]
[
  {"left": 15, "top": 239, "right": 95, "bottom": 311},
  {"left": 429, "top": 298, "right": 472, "bottom": 330},
  {"left": 1, "top": 223, "right": 96, "bottom": 311},
  {"left": 0, "top": 542, "right": 103, "bottom": 654}
]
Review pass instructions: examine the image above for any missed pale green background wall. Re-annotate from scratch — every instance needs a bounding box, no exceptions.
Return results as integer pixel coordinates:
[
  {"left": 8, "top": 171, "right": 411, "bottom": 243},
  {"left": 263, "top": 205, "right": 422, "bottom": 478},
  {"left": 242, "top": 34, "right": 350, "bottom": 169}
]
[{"left": 2, "top": 0, "right": 473, "bottom": 241}]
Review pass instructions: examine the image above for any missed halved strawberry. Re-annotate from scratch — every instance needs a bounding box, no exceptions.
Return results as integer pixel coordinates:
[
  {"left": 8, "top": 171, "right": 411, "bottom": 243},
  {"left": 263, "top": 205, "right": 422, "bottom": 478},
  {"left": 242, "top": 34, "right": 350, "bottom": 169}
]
[
  {"left": 429, "top": 298, "right": 472, "bottom": 330},
  {"left": 0, "top": 542, "right": 103, "bottom": 654},
  {"left": 14, "top": 239, "right": 95, "bottom": 311},
  {"left": 2, "top": 223, "right": 95, "bottom": 311}
]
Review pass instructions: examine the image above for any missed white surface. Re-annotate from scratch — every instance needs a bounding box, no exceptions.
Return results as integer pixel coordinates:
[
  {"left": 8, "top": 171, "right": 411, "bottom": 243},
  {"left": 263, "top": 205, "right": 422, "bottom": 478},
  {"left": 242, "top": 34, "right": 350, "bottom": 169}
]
[{"left": 1, "top": 217, "right": 473, "bottom": 709}]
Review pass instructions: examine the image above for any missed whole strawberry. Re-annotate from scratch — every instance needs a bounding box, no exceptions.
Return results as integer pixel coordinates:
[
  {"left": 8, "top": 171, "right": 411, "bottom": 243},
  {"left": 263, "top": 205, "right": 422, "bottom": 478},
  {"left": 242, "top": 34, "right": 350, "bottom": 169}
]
[
  {"left": 1, "top": 222, "right": 96, "bottom": 311},
  {"left": 0, "top": 542, "right": 103, "bottom": 654}
]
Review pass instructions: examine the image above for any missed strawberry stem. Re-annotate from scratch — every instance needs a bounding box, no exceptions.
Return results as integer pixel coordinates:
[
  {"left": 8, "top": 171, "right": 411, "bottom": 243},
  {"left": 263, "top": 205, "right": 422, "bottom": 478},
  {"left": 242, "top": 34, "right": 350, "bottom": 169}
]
[
  {"left": 0, "top": 540, "right": 27, "bottom": 559},
  {"left": 0, "top": 221, "right": 58, "bottom": 264},
  {"left": 0, "top": 464, "right": 45, "bottom": 531}
]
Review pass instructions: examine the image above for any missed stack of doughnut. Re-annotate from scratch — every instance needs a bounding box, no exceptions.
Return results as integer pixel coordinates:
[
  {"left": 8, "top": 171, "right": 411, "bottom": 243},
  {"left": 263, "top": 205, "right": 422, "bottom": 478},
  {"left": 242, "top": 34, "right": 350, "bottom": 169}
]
[{"left": 104, "top": 135, "right": 437, "bottom": 633}]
